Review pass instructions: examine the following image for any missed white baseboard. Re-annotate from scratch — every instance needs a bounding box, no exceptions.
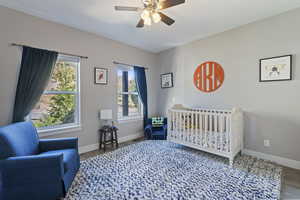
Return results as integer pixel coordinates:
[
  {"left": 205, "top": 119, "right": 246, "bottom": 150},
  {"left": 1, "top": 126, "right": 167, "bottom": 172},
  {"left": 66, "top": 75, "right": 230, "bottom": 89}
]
[
  {"left": 79, "top": 143, "right": 99, "bottom": 154},
  {"left": 243, "top": 149, "right": 300, "bottom": 170},
  {"left": 79, "top": 132, "right": 143, "bottom": 154}
]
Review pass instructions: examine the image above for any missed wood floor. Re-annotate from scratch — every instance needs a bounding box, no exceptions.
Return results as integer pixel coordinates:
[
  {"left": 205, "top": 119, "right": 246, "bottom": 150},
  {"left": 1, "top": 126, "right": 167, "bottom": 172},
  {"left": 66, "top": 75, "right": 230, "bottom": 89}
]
[{"left": 80, "top": 139, "right": 300, "bottom": 200}]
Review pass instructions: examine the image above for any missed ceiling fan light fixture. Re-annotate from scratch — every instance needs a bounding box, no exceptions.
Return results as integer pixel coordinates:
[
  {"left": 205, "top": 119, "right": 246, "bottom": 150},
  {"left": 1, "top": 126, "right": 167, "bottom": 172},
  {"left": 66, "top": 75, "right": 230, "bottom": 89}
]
[
  {"left": 141, "top": 9, "right": 150, "bottom": 20},
  {"left": 152, "top": 12, "right": 161, "bottom": 23},
  {"left": 144, "top": 17, "right": 152, "bottom": 26},
  {"left": 115, "top": 0, "right": 185, "bottom": 28},
  {"left": 157, "top": 3, "right": 163, "bottom": 10}
]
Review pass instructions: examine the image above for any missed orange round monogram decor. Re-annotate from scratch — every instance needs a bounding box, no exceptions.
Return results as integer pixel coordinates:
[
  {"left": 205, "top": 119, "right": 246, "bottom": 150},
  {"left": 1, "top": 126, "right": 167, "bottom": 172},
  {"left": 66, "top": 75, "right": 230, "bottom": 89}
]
[{"left": 193, "top": 61, "right": 224, "bottom": 92}]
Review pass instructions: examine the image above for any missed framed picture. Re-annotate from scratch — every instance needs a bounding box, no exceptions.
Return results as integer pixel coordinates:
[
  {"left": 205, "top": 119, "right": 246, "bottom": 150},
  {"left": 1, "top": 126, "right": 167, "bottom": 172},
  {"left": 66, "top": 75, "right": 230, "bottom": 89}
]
[
  {"left": 259, "top": 55, "right": 292, "bottom": 82},
  {"left": 161, "top": 73, "right": 173, "bottom": 88},
  {"left": 94, "top": 68, "right": 108, "bottom": 85}
]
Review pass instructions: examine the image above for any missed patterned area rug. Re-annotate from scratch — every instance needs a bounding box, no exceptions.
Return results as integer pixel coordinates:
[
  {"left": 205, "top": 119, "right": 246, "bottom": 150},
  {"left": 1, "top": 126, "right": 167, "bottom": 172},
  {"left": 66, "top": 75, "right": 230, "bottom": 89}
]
[{"left": 65, "top": 141, "right": 282, "bottom": 200}]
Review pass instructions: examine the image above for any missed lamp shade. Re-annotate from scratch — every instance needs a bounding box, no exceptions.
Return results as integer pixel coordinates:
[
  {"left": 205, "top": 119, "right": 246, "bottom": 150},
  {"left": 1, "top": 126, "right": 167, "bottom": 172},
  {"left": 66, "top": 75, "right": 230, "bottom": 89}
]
[{"left": 100, "top": 109, "right": 112, "bottom": 120}]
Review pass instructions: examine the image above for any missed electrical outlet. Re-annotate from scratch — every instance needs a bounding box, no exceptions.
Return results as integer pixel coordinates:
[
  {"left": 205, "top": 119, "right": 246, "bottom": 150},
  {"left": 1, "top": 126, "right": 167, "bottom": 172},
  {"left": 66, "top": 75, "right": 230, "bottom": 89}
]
[{"left": 264, "top": 140, "right": 270, "bottom": 147}]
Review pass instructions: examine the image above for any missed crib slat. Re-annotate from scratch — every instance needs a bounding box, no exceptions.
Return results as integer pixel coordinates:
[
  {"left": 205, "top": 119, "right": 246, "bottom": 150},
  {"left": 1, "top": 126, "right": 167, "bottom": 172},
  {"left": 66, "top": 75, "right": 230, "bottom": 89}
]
[
  {"left": 212, "top": 112, "right": 215, "bottom": 150},
  {"left": 177, "top": 112, "right": 180, "bottom": 140},
  {"left": 199, "top": 112, "right": 202, "bottom": 147},
  {"left": 188, "top": 112, "right": 190, "bottom": 143},
  {"left": 226, "top": 114, "right": 230, "bottom": 153},
  {"left": 182, "top": 112, "right": 185, "bottom": 141},
  {"left": 221, "top": 114, "right": 226, "bottom": 152},
  {"left": 219, "top": 114, "right": 223, "bottom": 152},
  {"left": 204, "top": 114, "right": 207, "bottom": 147},
  {"left": 214, "top": 113, "right": 218, "bottom": 151},
  {"left": 179, "top": 112, "right": 182, "bottom": 140},
  {"left": 184, "top": 112, "right": 187, "bottom": 141},
  {"left": 178, "top": 111, "right": 181, "bottom": 140},
  {"left": 191, "top": 111, "right": 194, "bottom": 144},
  {"left": 195, "top": 111, "right": 199, "bottom": 145},
  {"left": 186, "top": 111, "right": 189, "bottom": 142}
]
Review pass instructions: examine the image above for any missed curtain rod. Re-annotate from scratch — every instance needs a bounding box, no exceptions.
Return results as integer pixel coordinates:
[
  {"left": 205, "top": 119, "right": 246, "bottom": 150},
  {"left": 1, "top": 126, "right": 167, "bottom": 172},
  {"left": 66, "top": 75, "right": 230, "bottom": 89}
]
[
  {"left": 11, "top": 43, "right": 88, "bottom": 59},
  {"left": 113, "top": 61, "right": 149, "bottom": 70}
]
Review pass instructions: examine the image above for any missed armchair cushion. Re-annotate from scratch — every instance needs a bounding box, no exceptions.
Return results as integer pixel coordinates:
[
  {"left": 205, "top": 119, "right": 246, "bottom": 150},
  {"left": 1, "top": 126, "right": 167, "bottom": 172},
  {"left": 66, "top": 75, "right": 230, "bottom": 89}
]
[
  {"left": 0, "top": 122, "right": 39, "bottom": 159},
  {"left": 40, "top": 149, "right": 78, "bottom": 172}
]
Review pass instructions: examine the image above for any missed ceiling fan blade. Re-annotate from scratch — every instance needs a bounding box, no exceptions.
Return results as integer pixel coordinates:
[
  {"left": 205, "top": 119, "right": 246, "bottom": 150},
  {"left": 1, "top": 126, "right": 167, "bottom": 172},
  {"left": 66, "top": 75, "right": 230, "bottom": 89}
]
[
  {"left": 159, "top": 0, "right": 185, "bottom": 9},
  {"left": 159, "top": 12, "right": 175, "bottom": 26},
  {"left": 136, "top": 19, "right": 144, "bottom": 28},
  {"left": 114, "top": 6, "right": 140, "bottom": 11}
]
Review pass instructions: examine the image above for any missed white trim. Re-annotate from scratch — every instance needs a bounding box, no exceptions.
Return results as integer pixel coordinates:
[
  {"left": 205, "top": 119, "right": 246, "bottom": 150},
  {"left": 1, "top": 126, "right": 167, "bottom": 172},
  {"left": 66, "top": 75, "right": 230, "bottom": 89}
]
[
  {"left": 118, "top": 133, "right": 143, "bottom": 143},
  {"left": 29, "top": 54, "right": 81, "bottom": 133},
  {"left": 243, "top": 149, "right": 300, "bottom": 170},
  {"left": 116, "top": 66, "right": 143, "bottom": 122},
  {"left": 79, "top": 132, "right": 143, "bottom": 154},
  {"left": 39, "top": 125, "right": 82, "bottom": 137},
  {"left": 118, "top": 117, "right": 143, "bottom": 124},
  {"left": 79, "top": 143, "right": 99, "bottom": 154}
]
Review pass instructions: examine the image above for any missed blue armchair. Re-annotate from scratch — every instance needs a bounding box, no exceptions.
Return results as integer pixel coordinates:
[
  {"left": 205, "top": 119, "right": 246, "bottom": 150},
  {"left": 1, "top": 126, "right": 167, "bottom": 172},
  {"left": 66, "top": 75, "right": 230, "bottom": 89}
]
[
  {"left": 0, "top": 122, "right": 80, "bottom": 200},
  {"left": 144, "top": 118, "right": 167, "bottom": 140}
]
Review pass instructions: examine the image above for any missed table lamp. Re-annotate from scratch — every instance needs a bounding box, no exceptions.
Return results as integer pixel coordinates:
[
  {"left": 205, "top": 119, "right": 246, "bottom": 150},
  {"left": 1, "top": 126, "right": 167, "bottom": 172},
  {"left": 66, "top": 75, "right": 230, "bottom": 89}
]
[{"left": 100, "top": 109, "right": 113, "bottom": 127}]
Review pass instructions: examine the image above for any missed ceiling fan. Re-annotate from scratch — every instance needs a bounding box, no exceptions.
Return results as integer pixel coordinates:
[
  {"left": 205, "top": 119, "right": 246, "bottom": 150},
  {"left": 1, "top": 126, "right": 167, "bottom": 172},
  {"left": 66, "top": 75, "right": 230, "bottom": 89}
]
[{"left": 114, "top": 0, "right": 185, "bottom": 28}]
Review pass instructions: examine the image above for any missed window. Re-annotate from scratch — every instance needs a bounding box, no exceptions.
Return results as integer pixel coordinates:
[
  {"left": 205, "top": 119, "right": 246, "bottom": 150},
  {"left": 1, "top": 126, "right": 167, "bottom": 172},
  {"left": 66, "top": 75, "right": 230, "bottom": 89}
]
[
  {"left": 29, "top": 55, "right": 80, "bottom": 131},
  {"left": 117, "top": 66, "right": 143, "bottom": 120}
]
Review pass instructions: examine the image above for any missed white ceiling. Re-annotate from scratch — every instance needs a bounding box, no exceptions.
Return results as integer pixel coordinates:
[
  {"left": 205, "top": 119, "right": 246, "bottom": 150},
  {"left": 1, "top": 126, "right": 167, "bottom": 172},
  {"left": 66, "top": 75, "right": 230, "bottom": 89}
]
[{"left": 1, "top": 0, "right": 300, "bottom": 53}]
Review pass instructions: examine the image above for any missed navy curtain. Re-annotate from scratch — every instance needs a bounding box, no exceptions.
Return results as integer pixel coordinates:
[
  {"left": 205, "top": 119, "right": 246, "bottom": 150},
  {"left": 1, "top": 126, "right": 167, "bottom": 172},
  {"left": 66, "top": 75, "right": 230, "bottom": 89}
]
[
  {"left": 133, "top": 66, "right": 148, "bottom": 128},
  {"left": 12, "top": 46, "right": 58, "bottom": 122}
]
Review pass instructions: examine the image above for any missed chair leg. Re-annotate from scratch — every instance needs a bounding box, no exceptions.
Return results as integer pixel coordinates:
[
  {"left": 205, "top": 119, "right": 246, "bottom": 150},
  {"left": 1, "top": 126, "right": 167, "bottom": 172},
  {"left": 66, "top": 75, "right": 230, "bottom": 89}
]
[
  {"left": 103, "top": 132, "right": 106, "bottom": 152},
  {"left": 115, "top": 131, "right": 119, "bottom": 148},
  {"left": 99, "top": 132, "right": 103, "bottom": 150},
  {"left": 110, "top": 129, "right": 113, "bottom": 148}
]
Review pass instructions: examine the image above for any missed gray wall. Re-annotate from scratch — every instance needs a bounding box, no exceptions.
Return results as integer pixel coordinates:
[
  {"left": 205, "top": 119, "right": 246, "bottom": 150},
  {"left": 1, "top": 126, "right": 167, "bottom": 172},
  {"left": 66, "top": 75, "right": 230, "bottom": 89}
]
[
  {"left": 158, "top": 8, "right": 300, "bottom": 161},
  {"left": 0, "top": 6, "right": 160, "bottom": 147}
]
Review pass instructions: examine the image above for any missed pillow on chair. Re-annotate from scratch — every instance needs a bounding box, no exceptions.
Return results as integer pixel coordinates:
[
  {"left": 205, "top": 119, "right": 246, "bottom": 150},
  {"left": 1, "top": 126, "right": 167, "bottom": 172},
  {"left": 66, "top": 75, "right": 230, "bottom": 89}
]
[{"left": 152, "top": 117, "right": 164, "bottom": 127}]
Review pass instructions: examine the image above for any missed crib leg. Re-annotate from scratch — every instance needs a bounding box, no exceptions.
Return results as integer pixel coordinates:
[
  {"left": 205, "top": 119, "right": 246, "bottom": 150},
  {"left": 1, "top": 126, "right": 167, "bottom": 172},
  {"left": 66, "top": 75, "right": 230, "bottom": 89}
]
[{"left": 229, "top": 158, "right": 233, "bottom": 167}]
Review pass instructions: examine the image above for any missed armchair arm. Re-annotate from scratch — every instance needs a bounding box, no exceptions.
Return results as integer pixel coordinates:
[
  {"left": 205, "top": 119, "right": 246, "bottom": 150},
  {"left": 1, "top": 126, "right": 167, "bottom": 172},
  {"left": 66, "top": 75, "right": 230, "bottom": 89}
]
[
  {"left": 39, "top": 137, "right": 78, "bottom": 152},
  {"left": 144, "top": 124, "right": 153, "bottom": 139},
  {"left": 163, "top": 124, "right": 168, "bottom": 132},
  {"left": 145, "top": 124, "right": 153, "bottom": 131},
  {"left": 0, "top": 154, "right": 64, "bottom": 187},
  {"left": 163, "top": 124, "right": 168, "bottom": 138}
]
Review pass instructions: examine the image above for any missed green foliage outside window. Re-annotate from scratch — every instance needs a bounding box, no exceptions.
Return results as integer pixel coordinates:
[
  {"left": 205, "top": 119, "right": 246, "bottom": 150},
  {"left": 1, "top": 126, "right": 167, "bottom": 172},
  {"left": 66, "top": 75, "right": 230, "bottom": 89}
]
[{"left": 34, "top": 62, "right": 76, "bottom": 128}]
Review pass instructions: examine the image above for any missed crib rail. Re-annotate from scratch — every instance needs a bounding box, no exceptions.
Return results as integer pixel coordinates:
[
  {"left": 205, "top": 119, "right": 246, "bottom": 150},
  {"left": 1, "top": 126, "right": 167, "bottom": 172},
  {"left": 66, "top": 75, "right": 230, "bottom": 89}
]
[{"left": 167, "top": 107, "right": 243, "bottom": 164}]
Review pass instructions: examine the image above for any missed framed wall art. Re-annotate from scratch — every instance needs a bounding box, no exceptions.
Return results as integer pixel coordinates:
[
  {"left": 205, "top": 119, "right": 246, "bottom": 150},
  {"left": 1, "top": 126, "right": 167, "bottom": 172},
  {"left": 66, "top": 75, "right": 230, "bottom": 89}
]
[
  {"left": 161, "top": 73, "right": 173, "bottom": 88},
  {"left": 95, "top": 68, "right": 108, "bottom": 85},
  {"left": 193, "top": 61, "right": 224, "bottom": 93},
  {"left": 259, "top": 55, "right": 292, "bottom": 82}
]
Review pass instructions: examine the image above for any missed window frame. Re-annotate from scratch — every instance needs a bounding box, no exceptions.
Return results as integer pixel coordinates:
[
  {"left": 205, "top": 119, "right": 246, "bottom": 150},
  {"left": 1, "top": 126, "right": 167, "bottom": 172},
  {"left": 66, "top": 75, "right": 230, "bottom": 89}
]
[
  {"left": 117, "top": 65, "right": 143, "bottom": 122},
  {"left": 28, "top": 54, "right": 81, "bottom": 134}
]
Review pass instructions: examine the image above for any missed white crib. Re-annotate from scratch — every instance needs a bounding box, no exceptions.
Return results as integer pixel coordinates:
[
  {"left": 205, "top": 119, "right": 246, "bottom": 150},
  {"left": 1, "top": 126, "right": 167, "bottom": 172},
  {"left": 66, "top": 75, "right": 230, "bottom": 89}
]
[{"left": 167, "top": 105, "right": 243, "bottom": 166}]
